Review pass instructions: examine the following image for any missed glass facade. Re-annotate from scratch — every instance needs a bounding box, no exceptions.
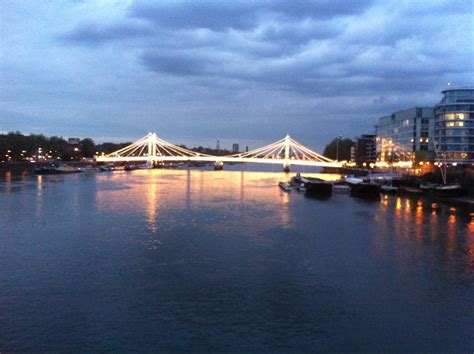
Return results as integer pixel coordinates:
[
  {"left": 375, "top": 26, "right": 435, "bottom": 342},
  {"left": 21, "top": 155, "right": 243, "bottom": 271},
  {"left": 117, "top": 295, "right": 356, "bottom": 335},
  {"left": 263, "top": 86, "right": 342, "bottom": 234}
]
[
  {"left": 376, "top": 107, "right": 434, "bottom": 163},
  {"left": 434, "top": 88, "right": 474, "bottom": 164}
]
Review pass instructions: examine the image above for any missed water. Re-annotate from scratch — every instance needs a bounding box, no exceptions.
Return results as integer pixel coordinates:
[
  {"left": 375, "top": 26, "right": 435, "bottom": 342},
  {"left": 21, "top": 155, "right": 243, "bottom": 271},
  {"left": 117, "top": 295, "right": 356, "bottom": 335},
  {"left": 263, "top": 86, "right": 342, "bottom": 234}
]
[{"left": 1, "top": 169, "right": 473, "bottom": 352}]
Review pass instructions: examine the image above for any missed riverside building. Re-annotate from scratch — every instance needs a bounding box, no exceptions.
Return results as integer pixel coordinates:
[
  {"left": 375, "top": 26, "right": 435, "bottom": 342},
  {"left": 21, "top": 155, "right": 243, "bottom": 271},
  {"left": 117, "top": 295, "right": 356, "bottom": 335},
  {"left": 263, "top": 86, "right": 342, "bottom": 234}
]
[
  {"left": 375, "top": 107, "right": 434, "bottom": 166},
  {"left": 353, "top": 134, "right": 377, "bottom": 167},
  {"left": 434, "top": 88, "right": 474, "bottom": 165}
]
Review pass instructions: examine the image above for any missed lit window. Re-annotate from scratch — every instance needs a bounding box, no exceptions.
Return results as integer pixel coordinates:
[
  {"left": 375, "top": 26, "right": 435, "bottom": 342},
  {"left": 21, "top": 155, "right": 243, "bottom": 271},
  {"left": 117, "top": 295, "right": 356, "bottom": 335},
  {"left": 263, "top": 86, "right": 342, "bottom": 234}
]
[{"left": 445, "top": 113, "right": 455, "bottom": 120}]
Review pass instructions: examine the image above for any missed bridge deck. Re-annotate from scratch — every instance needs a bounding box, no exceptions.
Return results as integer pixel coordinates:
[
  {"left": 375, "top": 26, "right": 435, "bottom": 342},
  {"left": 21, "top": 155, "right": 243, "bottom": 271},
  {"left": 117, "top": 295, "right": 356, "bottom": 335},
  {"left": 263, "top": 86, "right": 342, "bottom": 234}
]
[{"left": 96, "top": 155, "right": 342, "bottom": 168}]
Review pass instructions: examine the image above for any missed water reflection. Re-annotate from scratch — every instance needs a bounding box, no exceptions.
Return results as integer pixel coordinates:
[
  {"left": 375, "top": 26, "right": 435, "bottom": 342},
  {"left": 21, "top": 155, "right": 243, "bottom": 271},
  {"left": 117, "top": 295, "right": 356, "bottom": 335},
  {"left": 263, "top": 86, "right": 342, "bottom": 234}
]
[
  {"left": 95, "top": 170, "right": 299, "bottom": 245},
  {"left": 1, "top": 169, "right": 474, "bottom": 351},
  {"left": 375, "top": 193, "right": 473, "bottom": 280}
]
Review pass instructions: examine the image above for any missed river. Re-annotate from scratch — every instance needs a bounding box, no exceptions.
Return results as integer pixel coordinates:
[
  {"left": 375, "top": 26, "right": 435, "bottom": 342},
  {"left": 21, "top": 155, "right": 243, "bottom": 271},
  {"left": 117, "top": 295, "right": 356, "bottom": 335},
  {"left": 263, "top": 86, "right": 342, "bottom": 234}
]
[{"left": 1, "top": 169, "right": 473, "bottom": 351}]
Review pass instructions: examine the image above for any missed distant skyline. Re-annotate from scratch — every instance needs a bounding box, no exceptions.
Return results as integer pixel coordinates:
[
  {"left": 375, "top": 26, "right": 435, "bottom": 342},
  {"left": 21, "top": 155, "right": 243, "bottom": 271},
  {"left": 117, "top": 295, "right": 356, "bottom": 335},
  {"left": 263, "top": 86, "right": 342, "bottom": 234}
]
[{"left": 1, "top": 0, "right": 473, "bottom": 151}]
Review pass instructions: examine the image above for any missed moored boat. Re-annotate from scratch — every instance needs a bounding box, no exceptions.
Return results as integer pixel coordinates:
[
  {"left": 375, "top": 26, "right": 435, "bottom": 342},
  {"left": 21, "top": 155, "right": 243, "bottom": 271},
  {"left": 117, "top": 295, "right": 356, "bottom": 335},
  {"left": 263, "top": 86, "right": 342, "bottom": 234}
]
[
  {"left": 138, "top": 161, "right": 154, "bottom": 169},
  {"left": 81, "top": 165, "right": 97, "bottom": 172},
  {"left": 34, "top": 164, "right": 83, "bottom": 175},
  {"left": 332, "top": 180, "right": 350, "bottom": 193},
  {"left": 99, "top": 164, "right": 115, "bottom": 171},
  {"left": 124, "top": 163, "right": 138, "bottom": 171},
  {"left": 346, "top": 177, "right": 380, "bottom": 199},
  {"left": 434, "top": 183, "right": 462, "bottom": 197},
  {"left": 380, "top": 180, "right": 398, "bottom": 194},
  {"left": 278, "top": 182, "right": 292, "bottom": 191},
  {"left": 301, "top": 176, "right": 332, "bottom": 196},
  {"left": 399, "top": 186, "right": 424, "bottom": 196}
]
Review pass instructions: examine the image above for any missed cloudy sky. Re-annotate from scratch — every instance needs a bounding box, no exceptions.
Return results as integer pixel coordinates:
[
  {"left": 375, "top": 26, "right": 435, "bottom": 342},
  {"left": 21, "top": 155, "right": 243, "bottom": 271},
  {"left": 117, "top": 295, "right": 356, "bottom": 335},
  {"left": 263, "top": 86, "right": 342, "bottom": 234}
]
[{"left": 1, "top": 0, "right": 472, "bottom": 150}]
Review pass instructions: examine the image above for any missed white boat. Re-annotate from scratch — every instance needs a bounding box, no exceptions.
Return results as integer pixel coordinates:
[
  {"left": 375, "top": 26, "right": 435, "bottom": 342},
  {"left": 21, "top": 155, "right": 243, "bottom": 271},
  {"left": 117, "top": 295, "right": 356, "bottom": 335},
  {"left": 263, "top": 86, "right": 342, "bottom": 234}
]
[
  {"left": 81, "top": 165, "right": 97, "bottom": 172},
  {"left": 380, "top": 184, "right": 398, "bottom": 194},
  {"left": 380, "top": 180, "right": 398, "bottom": 194},
  {"left": 138, "top": 161, "right": 154, "bottom": 169},
  {"left": 278, "top": 182, "right": 292, "bottom": 191},
  {"left": 55, "top": 164, "right": 82, "bottom": 173},
  {"left": 99, "top": 164, "right": 114, "bottom": 171}
]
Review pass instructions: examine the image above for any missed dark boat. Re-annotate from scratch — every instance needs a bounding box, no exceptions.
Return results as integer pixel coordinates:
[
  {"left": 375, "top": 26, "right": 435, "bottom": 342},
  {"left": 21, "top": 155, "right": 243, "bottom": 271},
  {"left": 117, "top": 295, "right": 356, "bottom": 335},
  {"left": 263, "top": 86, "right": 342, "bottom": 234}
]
[
  {"left": 290, "top": 173, "right": 306, "bottom": 191},
  {"left": 399, "top": 186, "right": 424, "bottom": 196},
  {"left": 346, "top": 177, "right": 380, "bottom": 199},
  {"left": 434, "top": 184, "right": 462, "bottom": 197},
  {"left": 124, "top": 163, "right": 138, "bottom": 171},
  {"left": 301, "top": 176, "right": 332, "bottom": 196},
  {"left": 34, "top": 164, "right": 82, "bottom": 175},
  {"left": 419, "top": 182, "right": 462, "bottom": 197}
]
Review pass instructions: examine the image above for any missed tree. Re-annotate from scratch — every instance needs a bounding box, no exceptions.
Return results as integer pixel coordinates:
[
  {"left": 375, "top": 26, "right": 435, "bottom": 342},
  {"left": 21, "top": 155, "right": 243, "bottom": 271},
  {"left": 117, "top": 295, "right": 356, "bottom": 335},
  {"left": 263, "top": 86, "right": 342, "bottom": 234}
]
[
  {"left": 80, "top": 138, "right": 96, "bottom": 158},
  {"left": 323, "top": 137, "right": 354, "bottom": 161}
]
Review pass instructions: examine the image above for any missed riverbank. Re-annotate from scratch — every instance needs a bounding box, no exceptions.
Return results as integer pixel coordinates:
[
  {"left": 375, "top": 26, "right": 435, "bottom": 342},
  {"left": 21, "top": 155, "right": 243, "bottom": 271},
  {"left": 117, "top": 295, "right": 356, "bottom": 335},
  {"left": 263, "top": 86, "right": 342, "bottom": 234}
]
[{"left": 0, "top": 161, "right": 93, "bottom": 177}]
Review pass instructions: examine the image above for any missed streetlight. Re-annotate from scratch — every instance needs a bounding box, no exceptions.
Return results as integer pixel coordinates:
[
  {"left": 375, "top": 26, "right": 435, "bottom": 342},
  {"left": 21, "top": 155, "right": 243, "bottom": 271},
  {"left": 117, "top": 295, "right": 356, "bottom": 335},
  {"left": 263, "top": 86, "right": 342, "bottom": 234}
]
[{"left": 336, "top": 135, "right": 343, "bottom": 161}]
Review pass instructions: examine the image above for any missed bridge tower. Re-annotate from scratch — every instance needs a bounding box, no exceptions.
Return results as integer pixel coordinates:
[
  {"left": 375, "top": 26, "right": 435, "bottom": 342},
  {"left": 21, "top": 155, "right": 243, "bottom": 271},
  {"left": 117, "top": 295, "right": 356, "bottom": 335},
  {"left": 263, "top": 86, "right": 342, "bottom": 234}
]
[
  {"left": 147, "top": 132, "right": 157, "bottom": 165},
  {"left": 283, "top": 134, "right": 291, "bottom": 172}
]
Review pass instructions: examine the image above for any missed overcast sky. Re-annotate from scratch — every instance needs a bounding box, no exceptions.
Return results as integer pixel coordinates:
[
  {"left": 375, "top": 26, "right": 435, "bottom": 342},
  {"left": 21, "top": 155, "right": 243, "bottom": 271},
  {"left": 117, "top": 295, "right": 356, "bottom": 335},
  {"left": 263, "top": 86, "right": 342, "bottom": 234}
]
[{"left": 1, "top": 0, "right": 473, "bottom": 150}]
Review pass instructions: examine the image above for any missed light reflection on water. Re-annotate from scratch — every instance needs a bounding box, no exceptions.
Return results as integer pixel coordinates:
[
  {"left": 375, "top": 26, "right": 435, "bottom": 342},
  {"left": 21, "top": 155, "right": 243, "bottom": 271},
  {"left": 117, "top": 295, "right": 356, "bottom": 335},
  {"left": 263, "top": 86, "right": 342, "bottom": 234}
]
[{"left": 0, "top": 169, "right": 473, "bottom": 352}]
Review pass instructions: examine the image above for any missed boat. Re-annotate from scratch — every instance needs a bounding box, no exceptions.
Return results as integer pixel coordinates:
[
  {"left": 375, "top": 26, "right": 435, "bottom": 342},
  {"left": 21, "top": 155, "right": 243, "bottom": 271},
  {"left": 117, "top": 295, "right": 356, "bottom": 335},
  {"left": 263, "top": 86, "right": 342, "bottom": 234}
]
[
  {"left": 419, "top": 182, "right": 437, "bottom": 191},
  {"left": 124, "top": 163, "right": 138, "bottom": 171},
  {"left": 399, "top": 186, "right": 424, "bottom": 196},
  {"left": 98, "top": 164, "right": 115, "bottom": 171},
  {"left": 346, "top": 177, "right": 381, "bottom": 199},
  {"left": 278, "top": 182, "right": 292, "bottom": 191},
  {"left": 138, "top": 161, "right": 154, "bottom": 169},
  {"left": 434, "top": 183, "right": 462, "bottom": 197},
  {"left": 290, "top": 174, "right": 302, "bottom": 186},
  {"left": 300, "top": 176, "right": 333, "bottom": 196},
  {"left": 419, "top": 179, "right": 462, "bottom": 197},
  {"left": 380, "top": 180, "right": 398, "bottom": 194},
  {"left": 332, "top": 180, "right": 350, "bottom": 193},
  {"left": 430, "top": 140, "right": 463, "bottom": 198},
  {"left": 81, "top": 165, "right": 97, "bottom": 172},
  {"left": 34, "top": 164, "right": 83, "bottom": 175},
  {"left": 290, "top": 174, "right": 306, "bottom": 191}
]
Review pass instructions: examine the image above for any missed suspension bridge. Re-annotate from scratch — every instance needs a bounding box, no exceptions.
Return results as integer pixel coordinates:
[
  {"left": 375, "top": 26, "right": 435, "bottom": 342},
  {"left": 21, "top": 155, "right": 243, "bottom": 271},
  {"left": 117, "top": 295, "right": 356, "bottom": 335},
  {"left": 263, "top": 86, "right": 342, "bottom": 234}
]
[{"left": 95, "top": 132, "right": 343, "bottom": 170}]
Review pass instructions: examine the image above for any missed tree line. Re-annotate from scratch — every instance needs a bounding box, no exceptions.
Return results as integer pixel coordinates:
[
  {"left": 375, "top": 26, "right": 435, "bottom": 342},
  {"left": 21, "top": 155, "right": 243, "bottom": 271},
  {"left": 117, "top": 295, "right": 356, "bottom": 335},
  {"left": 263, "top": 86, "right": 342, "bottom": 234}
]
[
  {"left": 0, "top": 132, "right": 131, "bottom": 162},
  {"left": 1, "top": 131, "right": 354, "bottom": 163}
]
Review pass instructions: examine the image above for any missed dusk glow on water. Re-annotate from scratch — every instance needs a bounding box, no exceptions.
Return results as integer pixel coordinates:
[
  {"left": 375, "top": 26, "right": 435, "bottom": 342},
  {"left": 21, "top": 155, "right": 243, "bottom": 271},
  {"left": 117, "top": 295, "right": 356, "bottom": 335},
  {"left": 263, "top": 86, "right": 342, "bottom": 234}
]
[{"left": 1, "top": 170, "right": 473, "bottom": 351}]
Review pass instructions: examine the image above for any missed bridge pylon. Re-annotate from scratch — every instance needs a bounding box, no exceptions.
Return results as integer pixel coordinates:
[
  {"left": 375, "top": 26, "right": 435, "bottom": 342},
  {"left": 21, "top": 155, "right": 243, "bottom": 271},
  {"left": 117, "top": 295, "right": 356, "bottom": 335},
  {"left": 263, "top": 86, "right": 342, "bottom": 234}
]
[
  {"left": 283, "top": 134, "right": 291, "bottom": 172},
  {"left": 147, "top": 132, "right": 157, "bottom": 164}
]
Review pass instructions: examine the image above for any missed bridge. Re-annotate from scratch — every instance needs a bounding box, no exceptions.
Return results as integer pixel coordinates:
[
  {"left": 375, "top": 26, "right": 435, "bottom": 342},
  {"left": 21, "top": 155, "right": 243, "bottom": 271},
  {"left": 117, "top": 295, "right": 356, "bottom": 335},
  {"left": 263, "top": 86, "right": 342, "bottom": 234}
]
[{"left": 95, "top": 132, "right": 342, "bottom": 170}]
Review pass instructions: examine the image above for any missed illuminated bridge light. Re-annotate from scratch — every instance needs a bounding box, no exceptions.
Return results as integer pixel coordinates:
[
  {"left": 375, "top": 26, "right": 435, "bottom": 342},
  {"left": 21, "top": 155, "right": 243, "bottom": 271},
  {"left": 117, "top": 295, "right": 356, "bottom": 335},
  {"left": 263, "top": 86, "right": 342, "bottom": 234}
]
[{"left": 95, "top": 132, "right": 342, "bottom": 168}]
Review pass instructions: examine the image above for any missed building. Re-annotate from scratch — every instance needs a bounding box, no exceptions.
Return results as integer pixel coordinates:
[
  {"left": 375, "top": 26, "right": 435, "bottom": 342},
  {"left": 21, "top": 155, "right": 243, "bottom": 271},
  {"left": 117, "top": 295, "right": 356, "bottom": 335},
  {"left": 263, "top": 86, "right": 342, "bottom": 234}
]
[
  {"left": 354, "top": 134, "right": 376, "bottom": 166},
  {"left": 434, "top": 88, "right": 474, "bottom": 164},
  {"left": 68, "top": 138, "right": 80, "bottom": 145},
  {"left": 232, "top": 143, "right": 239, "bottom": 153},
  {"left": 376, "top": 107, "right": 434, "bottom": 164}
]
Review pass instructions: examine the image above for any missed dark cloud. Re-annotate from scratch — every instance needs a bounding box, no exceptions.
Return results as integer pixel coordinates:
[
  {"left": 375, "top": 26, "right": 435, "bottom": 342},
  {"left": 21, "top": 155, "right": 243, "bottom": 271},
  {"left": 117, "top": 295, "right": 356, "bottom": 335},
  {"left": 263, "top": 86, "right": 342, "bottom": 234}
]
[
  {"left": 129, "top": 0, "right": 373, "bottom": 31},
  {"left": 59, "top": 22, "right": 153, "bottom": 45},
  {"left": 2, "top": 0, "right": 472, "bottom": 147},
  {"left": 141, "top": 51, "right": 215, "bottom": 76}
]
